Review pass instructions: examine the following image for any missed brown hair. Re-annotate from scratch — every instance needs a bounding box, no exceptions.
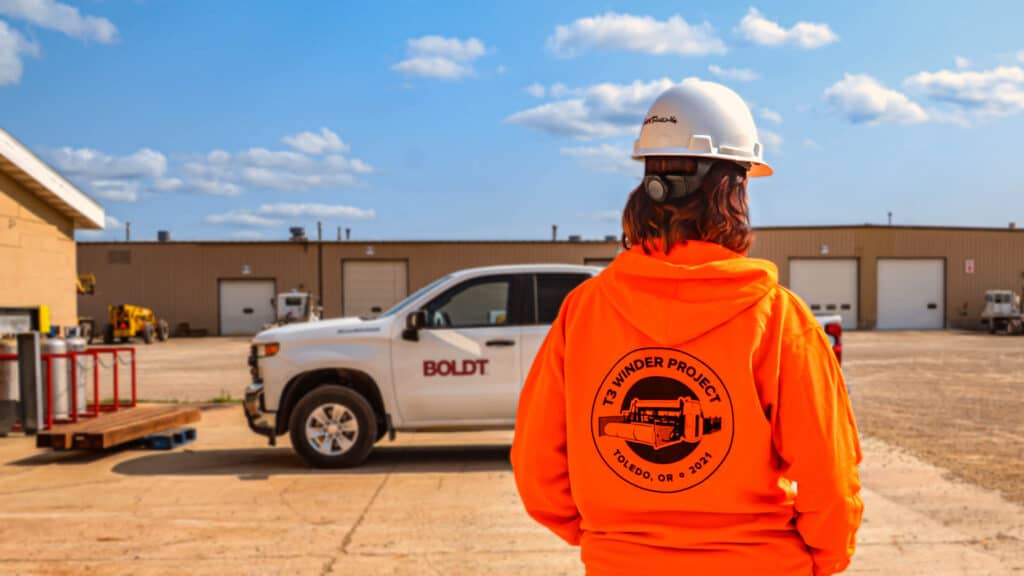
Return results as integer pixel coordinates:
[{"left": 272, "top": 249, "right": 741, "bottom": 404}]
[{"left": 622, "top": 159, "right": 752, "bottom": 254}]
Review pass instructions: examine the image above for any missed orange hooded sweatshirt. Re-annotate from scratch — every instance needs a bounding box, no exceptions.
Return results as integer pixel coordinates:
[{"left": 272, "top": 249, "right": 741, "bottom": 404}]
[{"left": 511, "top": 241, "right": 862, "bottom": 576}]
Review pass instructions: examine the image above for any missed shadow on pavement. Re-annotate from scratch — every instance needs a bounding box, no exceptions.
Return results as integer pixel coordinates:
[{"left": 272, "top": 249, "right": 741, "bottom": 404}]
[
  {"left": 10, "top": 449, "right": 120, "bottom": 467},
  {"left": 110, "top": 443, "right": 512, "bottom": 478}
]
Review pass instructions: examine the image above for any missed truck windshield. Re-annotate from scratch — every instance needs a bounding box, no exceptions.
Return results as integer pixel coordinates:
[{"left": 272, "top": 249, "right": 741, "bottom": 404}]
[{"left": 379, "top": 275, "right": 452, "bottom": 317}]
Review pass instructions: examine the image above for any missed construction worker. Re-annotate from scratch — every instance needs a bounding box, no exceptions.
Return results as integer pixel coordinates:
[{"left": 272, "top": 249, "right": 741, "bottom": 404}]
[{"left": 511, "top": 79, "right": 862, "bottom": 575}]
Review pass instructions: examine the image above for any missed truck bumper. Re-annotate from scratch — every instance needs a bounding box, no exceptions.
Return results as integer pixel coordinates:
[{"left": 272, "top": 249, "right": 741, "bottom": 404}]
[{"left": 244, "top": 382, "right": 277, "bottom": 446}]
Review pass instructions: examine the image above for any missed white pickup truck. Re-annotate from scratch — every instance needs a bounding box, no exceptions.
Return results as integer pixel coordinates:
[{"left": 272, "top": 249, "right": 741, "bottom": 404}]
[{"left": 244, "top": 264, "right": 844, "bottom": 468}]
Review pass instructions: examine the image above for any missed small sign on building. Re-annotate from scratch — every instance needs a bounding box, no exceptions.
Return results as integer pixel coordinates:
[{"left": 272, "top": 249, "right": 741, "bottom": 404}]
[{"left": 964, "top": 258, "right": 975, "bottom": 275}]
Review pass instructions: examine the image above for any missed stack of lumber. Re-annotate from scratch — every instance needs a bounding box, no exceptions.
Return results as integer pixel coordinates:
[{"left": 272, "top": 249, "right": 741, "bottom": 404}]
[{"left": 36, "top": 405, "right": 201, "bottom": 450}]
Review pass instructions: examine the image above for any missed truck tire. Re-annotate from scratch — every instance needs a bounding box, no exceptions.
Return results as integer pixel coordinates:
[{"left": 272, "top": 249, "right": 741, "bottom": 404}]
[
  {"left": 289, "top": 385, "right": 377, "bottom": 469},
  {"left": 143, "top": 323, "right": 155, "bottom": 344},
  {"left": 157, "top": 319, "right": 170, "bottom": 342}
]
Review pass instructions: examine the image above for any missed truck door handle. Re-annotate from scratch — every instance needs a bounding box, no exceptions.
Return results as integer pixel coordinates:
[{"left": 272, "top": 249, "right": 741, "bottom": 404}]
[{"left": 486, "top": 339, "right": 516, "bottom": 347}]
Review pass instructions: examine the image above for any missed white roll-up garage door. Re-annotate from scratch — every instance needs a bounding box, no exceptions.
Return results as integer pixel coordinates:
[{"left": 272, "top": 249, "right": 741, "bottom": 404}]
[
  {"left": 789, "top": 259, "right": 858, "bottom": 330},
  {"left": 219, "top": 280, "right": 275, "bottom": 335},
  {"left": 876, "top": 259, "right": 945, "bottom": 330},
  {"left": 343, "top": 260, "right": 408, "bottom": 317}
]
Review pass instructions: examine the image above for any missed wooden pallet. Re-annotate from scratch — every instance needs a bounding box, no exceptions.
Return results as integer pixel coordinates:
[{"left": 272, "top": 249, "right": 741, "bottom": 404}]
[
  {"left": 36, "top": 405, "right": 201, "bottom": 450},
  {"left": 140, "top": 427, "right": 197, "bottom": 450}
]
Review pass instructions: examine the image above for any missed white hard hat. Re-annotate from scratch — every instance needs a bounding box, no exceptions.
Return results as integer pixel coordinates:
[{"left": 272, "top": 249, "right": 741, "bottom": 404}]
[{"left": 633, "top": 79, "right": 773, "bottom": 177}]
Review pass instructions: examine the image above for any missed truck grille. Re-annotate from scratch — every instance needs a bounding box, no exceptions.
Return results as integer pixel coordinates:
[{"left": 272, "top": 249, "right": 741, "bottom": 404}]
[{"left": 248, "top": 345, "right": 259, "bottom": 381}]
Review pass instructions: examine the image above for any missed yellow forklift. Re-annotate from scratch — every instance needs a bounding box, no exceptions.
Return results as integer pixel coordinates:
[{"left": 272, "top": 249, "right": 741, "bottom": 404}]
[{"left": 104, "top": 305, "right": 170, "bottom": 345}]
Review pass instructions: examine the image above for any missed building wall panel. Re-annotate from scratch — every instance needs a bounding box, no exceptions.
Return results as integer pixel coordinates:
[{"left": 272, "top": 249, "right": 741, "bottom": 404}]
[
  {"left": 76, "top": 227, "right": 1024, "bottom": 334},
  {"left": 0, "top": 170, "right": 77, "bottom": 327}
]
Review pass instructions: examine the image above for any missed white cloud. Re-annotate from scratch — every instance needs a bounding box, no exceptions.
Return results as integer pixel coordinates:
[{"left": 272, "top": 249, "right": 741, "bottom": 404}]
[
  {"left": 190, "top": 178, "right": 242, "bottom": 197},
  {"left": 759, "top": 129, "right": 783, "bottom": 155},
  {"left": 824, "top": 74, "right": 928, "bottom": 124},
  {"left": 708, "top": 64, "right": 759, "bottom": 82},
  {"left": 282, "top": 127, "right": 348, "bottom": 155},
  {"left": 560, "top": 144, "right": 640, "bottom": 175},
  {"left": 550, "top": 83, "right": 570, "bottom": 98},
  {"left": 506, "top": 77, "right": 677, "bottom": 139},
  {"left": 495, "top": 64, "right": 507, "bottom": 75},
  {"left": 241, "top": 166, "right": 355, "bottom": 192},
  {"left": 588, "top": 210, "right": 622, "bottom": 222},
  {"left": 0, "top": 20, "right": 37, "bottom": 85},
  {"left": 103, "top": 215, "right": 121, "bottom": 229},
  {"left": 407, "top": 35, "right": 485, "bottom": 61},
  {"left": 206, "top": 203, "right": 376, "bottom": 230},
  {"left": 258, "top": 203, "right": 375, "bottom": 219},
  {"left": 0, "top": 0, "right": 117, "bottom": 43},
  {"left": 179, "top": 132, "right": 373, "bottom": 194},
  {"left": 392, "top": 57, "right": 471, "bottom": 80},
  {"left": 48, "top": 147, "right": 167, "bottom": 179},
  {"left": 89, "top": 180, "right": 139, "bottom": 203},
  {"left": 803, "top": 138, "right": 821, "bottom": 150},
  {"left": 955, "top": 56, "right": 971, "bottom": 69},
  {"left": 392, "top": 35, "right": 488, "bottom": 80},
  {"left": 48, "top": 127, "right": 372, "bottom": 202},
  {"left": 759, "top": 108, "right": 783, "bottom": 124},
  {"left": 46, "top": 147, "right": 167, "bottom": 202},
  {"left": 153, "top": 177, "right": 183, "bottom": 191},
  {"left": 547, "top": 12, "right": 726, "bottom": 57},
  {"left": 904, "top": 65, "right": 1024, "bottom": 120},
  {"left": 737, "top": 8, "right": 838, "bottom": 49},
  {"left": 525, "top": 82, "right": 546, "bottom": 98},
  {"left": 205, "top": 210, "right": 281, "bottom": 228}
]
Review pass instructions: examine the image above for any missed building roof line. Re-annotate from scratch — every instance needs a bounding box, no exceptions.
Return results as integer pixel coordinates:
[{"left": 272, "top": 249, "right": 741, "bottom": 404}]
[
  {"left": 78, "top": 223, "right": 1024, "bottom": 246},
  {"left": 0, "top": 129, "right": 104, "bottom": 230}
]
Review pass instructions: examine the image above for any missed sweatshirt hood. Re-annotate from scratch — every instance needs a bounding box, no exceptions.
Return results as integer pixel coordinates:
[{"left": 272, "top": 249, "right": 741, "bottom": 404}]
[{"left": 597, "top": 241, "right": 778, "bottom": 345}]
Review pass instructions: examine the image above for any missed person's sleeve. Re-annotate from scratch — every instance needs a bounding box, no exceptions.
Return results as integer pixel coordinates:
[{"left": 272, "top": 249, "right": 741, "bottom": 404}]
[
  {"left": 510, "top": 309, "right": 581, "bottom": 545},
  {"left": 774, "top": 325, "right": 863, "bottom": 576}
]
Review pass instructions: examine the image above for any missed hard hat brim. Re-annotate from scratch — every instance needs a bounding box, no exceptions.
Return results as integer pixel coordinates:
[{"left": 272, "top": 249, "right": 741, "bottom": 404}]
[{"left": 632, "top": 150, "right": 773, "bottom": 178}]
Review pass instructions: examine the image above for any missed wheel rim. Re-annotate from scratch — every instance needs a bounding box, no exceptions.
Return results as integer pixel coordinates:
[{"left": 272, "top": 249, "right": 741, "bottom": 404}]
[{"left": 305, "top": 403, "right": 359, "bottom": 456}]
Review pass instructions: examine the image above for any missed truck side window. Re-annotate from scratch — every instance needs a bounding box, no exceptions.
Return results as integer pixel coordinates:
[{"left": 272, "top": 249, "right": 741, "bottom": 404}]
[
  {"left": 426, "top": 277, "right": 512, "bottom": 328},
  {"left": 536, "top": 274, "right": 590, "bottom": 324}
]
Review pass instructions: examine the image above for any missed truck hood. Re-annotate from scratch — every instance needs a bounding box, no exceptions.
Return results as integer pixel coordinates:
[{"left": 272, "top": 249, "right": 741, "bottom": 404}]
[{"left": 253, "top": 316, "right": 391, "bottom": 343}]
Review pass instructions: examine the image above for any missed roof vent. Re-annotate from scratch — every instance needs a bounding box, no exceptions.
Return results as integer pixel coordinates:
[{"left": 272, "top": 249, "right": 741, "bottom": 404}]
[
  {"left": 1010, "top": 222, "right": 1017, "bottom": 229},
  {"left": 157, "top": 230, "right": 171, "bottom": 242},
  {"left": 289, "top": 227, "right": 307, "bottom": 242},
  {"left": 604, "top": 235, "right": 618, "bottom": 242},
  {"left": 568, "top": 234, "right": 582, "bottom": 242}
]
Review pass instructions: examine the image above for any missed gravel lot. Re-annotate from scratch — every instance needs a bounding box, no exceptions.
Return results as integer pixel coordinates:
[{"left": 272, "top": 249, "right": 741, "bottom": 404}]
[{"left": 845, "top": 331, "right": 1024, "bottom": 505}]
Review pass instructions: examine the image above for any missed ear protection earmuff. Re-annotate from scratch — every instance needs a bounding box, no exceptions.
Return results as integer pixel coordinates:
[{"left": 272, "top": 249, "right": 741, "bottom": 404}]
[{"left": 643, "top": 160, "right": 714, "bottom": 202}]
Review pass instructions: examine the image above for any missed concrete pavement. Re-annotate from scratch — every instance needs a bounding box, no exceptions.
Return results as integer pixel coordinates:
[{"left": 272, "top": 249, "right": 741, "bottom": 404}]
[{"left": 0, "top": 406, "right": 1019, "bottom": 575}]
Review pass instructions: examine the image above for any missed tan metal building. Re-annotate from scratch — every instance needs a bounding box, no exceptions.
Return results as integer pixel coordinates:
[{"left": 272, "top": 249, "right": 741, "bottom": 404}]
[
  {"left": 0, "top": 129, "right": 104, "bottom": 332},
  {"left": 77, "top": 225, "right": 1024, "bottom": 335}
]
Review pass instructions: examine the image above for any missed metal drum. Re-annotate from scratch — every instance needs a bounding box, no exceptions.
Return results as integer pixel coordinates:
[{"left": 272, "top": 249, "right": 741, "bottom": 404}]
[
  {"left": 0, "top": 339, "right": 17, "bottom": 402},
  {"left": 65, "top": 337, "right": 90, "bottom": 416},
  {"left": 40, "top": 339, "right": 69, "bottom": 420}
]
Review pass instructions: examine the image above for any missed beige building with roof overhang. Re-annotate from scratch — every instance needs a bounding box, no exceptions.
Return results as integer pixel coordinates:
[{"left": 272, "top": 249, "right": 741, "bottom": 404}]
[
  {"left": 0, "top": 129, "right": 104, "bottom": 331},
  {"left": 77, "top": 224, "right": 1024, "bottom": 335}
]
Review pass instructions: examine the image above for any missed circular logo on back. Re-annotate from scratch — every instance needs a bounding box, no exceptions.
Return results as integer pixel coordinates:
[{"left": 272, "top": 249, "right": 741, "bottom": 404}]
[{"left": 590, "top": 347, "right": 734, "bottom": 493}]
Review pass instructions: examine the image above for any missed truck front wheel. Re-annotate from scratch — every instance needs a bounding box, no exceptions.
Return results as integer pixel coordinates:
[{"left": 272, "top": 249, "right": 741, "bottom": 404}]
[{"left": 289, "top": 385, "right": 377, "bottom": 468}]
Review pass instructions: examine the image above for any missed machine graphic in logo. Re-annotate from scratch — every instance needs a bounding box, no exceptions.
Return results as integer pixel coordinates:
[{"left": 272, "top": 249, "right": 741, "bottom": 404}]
[{"left": 590, "top": 347, "right": 734, "bottom": 493}]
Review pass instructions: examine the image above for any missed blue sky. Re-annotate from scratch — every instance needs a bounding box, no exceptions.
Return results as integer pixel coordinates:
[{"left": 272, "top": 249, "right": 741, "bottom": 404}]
[{"left": 3, "top": 0, "right": 1024, "bottom": 241}]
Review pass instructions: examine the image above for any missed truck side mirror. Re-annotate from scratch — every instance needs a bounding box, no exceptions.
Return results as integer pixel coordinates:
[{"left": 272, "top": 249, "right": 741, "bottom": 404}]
[{"left": 402, "top": 310, "right": 427, "bottom": 341}]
